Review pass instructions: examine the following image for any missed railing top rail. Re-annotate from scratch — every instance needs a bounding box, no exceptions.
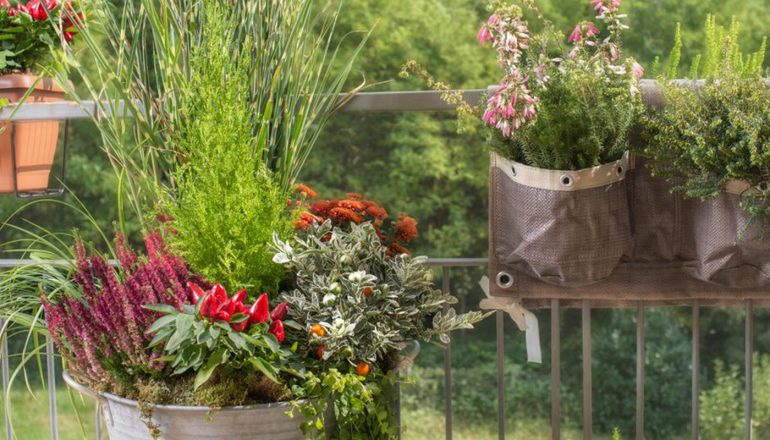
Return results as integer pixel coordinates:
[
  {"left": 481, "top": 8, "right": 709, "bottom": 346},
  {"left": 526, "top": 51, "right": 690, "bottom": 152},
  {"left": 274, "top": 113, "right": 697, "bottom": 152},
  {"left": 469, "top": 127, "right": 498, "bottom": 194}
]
[{"left": 0, "top": 79, "right": 674, "bottom": 121}]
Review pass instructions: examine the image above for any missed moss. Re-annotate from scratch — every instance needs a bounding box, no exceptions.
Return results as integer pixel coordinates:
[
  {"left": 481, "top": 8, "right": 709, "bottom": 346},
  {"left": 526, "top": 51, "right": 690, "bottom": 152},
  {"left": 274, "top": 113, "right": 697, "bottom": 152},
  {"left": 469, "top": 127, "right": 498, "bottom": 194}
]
[{"left": 119, "top": 371, "right": 290, "bottom": 407}]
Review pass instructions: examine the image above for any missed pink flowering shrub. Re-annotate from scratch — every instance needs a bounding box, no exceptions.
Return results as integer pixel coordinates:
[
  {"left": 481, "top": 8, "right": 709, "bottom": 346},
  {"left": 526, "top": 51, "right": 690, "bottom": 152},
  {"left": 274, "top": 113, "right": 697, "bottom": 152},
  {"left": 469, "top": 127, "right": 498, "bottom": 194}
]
[
  {"left": 402, "top": 0, "right": 643, "bottom": 170},
  {"left": 475, "top": 0, "right": 643, "bottom": 170},
  {"left": 41, "top": 232, "right": 204, "bottom": 391}
]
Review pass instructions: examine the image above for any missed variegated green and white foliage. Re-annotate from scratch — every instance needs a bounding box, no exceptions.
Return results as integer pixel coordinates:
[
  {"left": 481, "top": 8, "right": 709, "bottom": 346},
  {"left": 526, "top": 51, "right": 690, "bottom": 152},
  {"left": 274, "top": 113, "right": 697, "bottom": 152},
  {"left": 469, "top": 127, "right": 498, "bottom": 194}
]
[{"left": 272, "top": 221, "right": 489, "bottom": 367}]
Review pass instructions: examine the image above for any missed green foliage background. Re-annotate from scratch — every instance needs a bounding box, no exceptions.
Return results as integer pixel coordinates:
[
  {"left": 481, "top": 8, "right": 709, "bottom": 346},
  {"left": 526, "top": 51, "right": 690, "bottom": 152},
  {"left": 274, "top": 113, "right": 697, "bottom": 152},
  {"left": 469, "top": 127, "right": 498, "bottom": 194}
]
[{"left": 3, "top": 0, "right": 770, "bottom": 437}]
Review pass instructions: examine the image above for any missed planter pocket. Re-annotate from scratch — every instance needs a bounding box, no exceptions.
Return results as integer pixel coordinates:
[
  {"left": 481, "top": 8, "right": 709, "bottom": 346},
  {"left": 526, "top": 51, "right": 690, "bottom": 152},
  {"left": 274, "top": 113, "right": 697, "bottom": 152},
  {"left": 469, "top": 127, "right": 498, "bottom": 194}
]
[
  {"left": 489, "top": 151, "right": 632, "bottom": 288},
  {"left": 682, "top": 182, "right": 770, "bottom": 288}
]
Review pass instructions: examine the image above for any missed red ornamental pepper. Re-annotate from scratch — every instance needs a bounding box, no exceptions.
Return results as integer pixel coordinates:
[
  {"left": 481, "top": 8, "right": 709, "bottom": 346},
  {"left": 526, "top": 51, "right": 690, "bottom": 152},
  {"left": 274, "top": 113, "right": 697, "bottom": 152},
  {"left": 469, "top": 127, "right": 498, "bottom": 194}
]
[
  {"left": 210, "top": 283, "right": 228, "bottom": 303},
  {"left": 270, "top": 302, "right": 289, "bottom": 321},
  {"left": 188, "top": 282, "right": 205, "bottom": 303},
  {"left": 230, "top": 319, "right": 248, "bottom": 332},
  {"left": 199, "top": 293, "right": 218, "bottom": 319},
  {"left": 231, "top": 289, "right": 247, "bottom": 305},
  {"left": 269, "top": 320, "right": 285, "bottom": 343},
  {"left": 249, "top": 294, "right": 269, "bottom": 324},
  {"left": 213, "top": 309, "right": 232, "bottom": 322},
  {"left": 27, "top": 0, "right": 53, "bottom": 21}
]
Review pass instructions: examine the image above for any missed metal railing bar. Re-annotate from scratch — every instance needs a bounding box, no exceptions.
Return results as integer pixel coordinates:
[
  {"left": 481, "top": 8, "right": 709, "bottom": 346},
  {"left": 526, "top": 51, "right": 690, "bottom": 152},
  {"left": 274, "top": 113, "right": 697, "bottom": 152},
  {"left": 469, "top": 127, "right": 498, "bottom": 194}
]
[
  {"left": 692, "top": 304, "right": 700, "bottom": 440},
  {"left": 46, "top": 337, "right": 58, "bottom": 440},
  {"left": 745, "top": 300, "right": 753, "bottom": 440},
  {"left": 442, "top": 266, "right": 453, "bottom": 440},
  {"left": 582, "top": 301, "right": 592, "bottom": 440},
  {"left": 424, "top": 258, "right": 488, "bottom": 267},
  {"left": 94, "top": 403, "right": 102, "bottom": 440},
  {"left": 551, "top": 299, "right": 561, "bottom": 440},
  {"left": 0, "top": 258, "right": 488, "bottom": 269},
  {"left": 496, "top": 310, "right": 505, "bottom": 440},
  {"left": 1, "top": 319, "right": 11, "bottom": 440},
  {"left": 636, "top": 303, "right": 645, "bottom": 440}
]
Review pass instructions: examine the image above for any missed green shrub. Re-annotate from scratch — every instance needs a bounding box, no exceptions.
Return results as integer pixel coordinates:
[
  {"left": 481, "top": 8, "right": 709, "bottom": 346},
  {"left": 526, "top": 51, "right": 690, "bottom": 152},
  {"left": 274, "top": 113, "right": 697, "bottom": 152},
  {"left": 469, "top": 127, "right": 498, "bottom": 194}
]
[
  {"left": 700, "top": 354, "right": 770, "bottom": 439},
  {"left": 644, "top": 16, "right": 770, "bottom": 224},
  {"left": 165, "top": 2, "right": 292, "bottom": 293}
]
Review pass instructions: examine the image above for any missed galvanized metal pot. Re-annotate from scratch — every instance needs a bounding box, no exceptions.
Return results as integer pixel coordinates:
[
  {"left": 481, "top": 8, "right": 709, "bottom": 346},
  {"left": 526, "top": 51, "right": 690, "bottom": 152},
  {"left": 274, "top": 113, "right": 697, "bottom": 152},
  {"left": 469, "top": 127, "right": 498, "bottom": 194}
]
[{"left": 63, "top": 371, "right": 303, "bottom": 440}]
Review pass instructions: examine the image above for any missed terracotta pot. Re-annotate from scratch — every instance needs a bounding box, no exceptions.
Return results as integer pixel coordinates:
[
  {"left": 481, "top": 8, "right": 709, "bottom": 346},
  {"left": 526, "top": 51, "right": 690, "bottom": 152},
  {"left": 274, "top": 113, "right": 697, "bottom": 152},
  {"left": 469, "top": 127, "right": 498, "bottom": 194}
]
[{"left": 0, "top": 74, "right": 65, "bottom": 193}]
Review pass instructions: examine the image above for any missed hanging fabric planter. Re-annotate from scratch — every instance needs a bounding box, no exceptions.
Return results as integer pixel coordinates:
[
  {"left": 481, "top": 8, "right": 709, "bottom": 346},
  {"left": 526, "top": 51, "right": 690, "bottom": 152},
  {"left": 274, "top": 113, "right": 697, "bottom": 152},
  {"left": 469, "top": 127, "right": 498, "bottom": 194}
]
[
  {"left": 0, "top": 74, "right": 66, "bottom": 196},
  {"left": 680, "top": 182, "right": 770, "bottom": 289},
  {"left": 489, "top": 151, "right": 632, "bottom": 289}
]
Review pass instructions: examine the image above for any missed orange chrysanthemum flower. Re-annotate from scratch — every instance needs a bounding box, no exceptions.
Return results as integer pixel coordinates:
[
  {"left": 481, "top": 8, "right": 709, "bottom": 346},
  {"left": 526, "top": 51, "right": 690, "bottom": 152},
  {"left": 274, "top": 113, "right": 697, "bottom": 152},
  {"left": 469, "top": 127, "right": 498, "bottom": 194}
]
[
  {"left": 293, "top": 212, "right": 319, "bottom": 230},
  {"left": 364, "top": 203, "right": 388, "bottom": 220},
  {"left": 394, "top": 215, "right": 418, "bottom": 243},
  {"left": 338, "top": 199, "right": 365, "bottom": 212},
  {"left": 329, "top": 207, "right": 365, "bottom": 224},
  {"left": 347, "top": 193, "right": 362, "bottom": 200},
  {"left": 294, "top": 184, "right": 318, "bottom": 199},
  {"left": 310, "top": 200, "right": 337, "bottom": 217}
]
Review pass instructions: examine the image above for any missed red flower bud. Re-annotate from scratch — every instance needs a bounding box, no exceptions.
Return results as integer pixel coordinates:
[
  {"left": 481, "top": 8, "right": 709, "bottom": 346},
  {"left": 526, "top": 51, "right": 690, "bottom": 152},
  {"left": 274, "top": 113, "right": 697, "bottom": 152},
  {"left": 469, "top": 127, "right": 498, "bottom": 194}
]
[
  {"left": 270, "top": 302, "right": 288, "bottom": 321},
  {"left": 269, "top": 320, "right": 285, "bottom": 343},
  {"left": 249, "top": 294, "right": 269, "bottom": 324}
]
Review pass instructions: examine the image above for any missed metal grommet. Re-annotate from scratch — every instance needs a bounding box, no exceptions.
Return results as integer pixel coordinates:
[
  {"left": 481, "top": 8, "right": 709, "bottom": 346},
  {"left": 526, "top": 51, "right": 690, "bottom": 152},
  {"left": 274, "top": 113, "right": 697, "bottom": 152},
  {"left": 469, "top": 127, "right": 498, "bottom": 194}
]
[
  {"left": 759, "top": 182, "right": 769, "bottom": 192},
  {"left": 496, "top": 271, "right": 514, "bottom": 289},
  {"left": 616, "top": 165, "right": 624, "bottom": 176},
  {"left": 511, "top": 165, "right": 516, "bottom": 177},
  {"left": 560, "top": 175, "right": 573, "bottom": 187}
]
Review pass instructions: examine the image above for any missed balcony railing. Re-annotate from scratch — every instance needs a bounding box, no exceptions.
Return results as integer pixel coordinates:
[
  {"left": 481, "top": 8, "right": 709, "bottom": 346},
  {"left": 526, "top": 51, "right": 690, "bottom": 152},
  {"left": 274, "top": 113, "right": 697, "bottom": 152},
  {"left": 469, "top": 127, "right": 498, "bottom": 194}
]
[{"left": 0, "top": 83, "right": 762, "bottom": 440}]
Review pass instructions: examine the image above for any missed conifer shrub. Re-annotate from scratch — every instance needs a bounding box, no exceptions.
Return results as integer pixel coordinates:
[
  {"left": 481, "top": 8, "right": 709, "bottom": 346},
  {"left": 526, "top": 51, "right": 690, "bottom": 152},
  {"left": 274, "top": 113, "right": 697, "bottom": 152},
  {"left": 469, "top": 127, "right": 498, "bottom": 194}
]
[
  {"left": 164, "top": 3, "right": 292, "bottom": 293},
  {"left": 644, "top": 16, "right": 770, "bottom": 223}
]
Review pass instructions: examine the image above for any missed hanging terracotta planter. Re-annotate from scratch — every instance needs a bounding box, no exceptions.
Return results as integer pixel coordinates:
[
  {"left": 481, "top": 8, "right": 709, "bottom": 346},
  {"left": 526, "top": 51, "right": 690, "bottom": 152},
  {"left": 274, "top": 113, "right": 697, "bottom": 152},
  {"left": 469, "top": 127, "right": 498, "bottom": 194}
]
[{"left": 0, "top": 74, "right": 65, "bottom": 193}]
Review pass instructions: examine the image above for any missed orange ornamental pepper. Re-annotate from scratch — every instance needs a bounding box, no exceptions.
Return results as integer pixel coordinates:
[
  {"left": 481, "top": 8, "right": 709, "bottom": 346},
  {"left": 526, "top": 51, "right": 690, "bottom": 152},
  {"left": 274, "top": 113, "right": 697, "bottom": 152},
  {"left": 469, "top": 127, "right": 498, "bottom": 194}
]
[
  {"left": 355, "top": 362, "right": 370, "bottom": 376},
  {"left": 363, "top": 286, "right": 373, "bottom": 297},
  {"left": 316, "top": 344, "right": 327, "bottom": 359},
  {"left": 309, "top": 324, "right": 326, "bottom": 337}
]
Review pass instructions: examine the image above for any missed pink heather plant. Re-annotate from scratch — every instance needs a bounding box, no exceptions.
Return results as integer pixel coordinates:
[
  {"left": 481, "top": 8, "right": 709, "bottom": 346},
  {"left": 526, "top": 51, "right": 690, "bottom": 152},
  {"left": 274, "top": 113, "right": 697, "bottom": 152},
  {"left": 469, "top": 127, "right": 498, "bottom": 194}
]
[
  {"left": 476, "top": 0, "right": 642, "bottom": 143},
  {"left": 41, "top": 232, "right": 205, "bottom": 390}
]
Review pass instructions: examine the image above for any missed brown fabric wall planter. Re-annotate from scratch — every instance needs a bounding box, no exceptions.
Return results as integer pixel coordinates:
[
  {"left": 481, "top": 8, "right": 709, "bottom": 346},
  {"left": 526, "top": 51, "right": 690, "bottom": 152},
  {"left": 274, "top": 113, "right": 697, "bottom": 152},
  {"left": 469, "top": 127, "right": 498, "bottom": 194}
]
[
  {"left": 489, "top": 151, "right": 632, "bottom": 288},
  {"left": 63, "top": 370, "right": 304, "bottom": 440},
  {"left": 489, "top": 155, "right": 770, "bottom": 306},
  {"left": 679, "top": 183, "right": 770, "bottom": 289},
  {"left": 0, "top": 74, "right": 65, "bottom": 193}
]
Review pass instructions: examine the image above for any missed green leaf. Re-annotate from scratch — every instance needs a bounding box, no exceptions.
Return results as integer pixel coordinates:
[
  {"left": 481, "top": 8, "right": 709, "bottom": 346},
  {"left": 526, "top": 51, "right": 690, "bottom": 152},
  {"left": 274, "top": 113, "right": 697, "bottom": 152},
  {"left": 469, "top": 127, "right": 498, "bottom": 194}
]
[
  {"left": 194, "top": 348, "right": 227, "bottom": 390},
  {"left": 227, "top": 332, "right": 248, "bottom": 351},
  {"left": 250, "top": 357, "right": 279, "bottom": 383},
  {"left": 143, "top": 304, "right": 178, "bottom": 314},
  {"left": 147, "top": 314, "right": 176, "bottom": 334},
  {"left": 230, "top": 313, "right": 249, "bottom": 324}
]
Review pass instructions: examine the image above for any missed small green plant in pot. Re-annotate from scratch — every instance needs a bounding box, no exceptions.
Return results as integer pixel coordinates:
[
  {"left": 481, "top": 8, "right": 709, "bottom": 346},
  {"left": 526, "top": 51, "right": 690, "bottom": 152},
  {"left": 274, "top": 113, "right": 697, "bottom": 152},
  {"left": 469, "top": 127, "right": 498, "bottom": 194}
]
[
  {"left": 274, "top": 190, "right": 490, "bottom": 439},
  {"left": 403, "top": 0, "right": 643, "bottom": 288},
  {"left": 643, "top": 16, "right": 770, "bottom": 288}
]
